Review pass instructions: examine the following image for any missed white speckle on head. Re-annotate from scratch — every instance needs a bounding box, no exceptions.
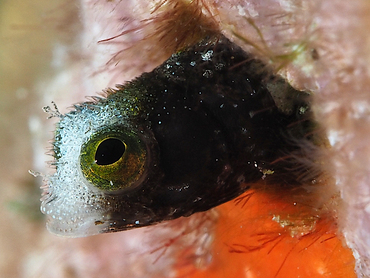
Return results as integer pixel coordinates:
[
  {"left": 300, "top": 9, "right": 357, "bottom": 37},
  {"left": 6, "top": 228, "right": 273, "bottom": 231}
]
[
  {"left": 202, "top": 70, "right": 213, "bottom": 78},
  {"left": 201, "top": 50, "right": 213, "bottom": 61}
]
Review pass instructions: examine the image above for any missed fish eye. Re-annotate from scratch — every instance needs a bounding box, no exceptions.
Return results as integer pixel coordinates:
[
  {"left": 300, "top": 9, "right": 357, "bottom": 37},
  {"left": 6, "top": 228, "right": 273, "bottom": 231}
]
[
  {"left": 80, "top": 128, "right": 146, "bottom": 191},
  {"left": 95, "top": 138, "right": 126, "bottom": 166}
]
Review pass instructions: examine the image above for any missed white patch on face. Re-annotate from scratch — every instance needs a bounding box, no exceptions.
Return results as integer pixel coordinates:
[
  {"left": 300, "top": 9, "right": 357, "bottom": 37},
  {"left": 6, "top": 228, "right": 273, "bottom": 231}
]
[{"left": 42, "top": 98, "right": 133, "bottom": 236}]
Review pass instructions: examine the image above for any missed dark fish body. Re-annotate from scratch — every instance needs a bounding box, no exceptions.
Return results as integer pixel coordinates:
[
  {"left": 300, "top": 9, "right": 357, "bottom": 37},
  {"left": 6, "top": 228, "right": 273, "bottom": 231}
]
[{"left": 43, "top": 35, "right": 315, "bottom": 236}]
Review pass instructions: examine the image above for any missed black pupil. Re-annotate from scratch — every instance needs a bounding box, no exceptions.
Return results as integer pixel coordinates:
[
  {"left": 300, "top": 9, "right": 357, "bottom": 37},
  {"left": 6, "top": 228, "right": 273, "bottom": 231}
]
[{"left": 95, "top": 138, "right": 125, "bottom": 165}]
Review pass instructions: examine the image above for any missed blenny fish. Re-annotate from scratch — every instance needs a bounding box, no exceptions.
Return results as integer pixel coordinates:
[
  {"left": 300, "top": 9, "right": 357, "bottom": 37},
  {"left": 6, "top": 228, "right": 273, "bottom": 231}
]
[{"left": 41, "top": 34, "right": 318, "bottom": 237}]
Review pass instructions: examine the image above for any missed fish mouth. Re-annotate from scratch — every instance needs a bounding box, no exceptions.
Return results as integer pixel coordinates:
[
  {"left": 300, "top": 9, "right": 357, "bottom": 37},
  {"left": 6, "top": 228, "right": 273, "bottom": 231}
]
[{"left": 39, "top": 177, "right": 113, "bottom": 237}]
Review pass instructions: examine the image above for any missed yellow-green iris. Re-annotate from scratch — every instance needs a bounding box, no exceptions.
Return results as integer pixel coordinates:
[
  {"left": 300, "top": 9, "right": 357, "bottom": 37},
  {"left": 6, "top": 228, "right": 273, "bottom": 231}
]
[{"left": 80, "top": 128, "right": 146, "bottom": 191}]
